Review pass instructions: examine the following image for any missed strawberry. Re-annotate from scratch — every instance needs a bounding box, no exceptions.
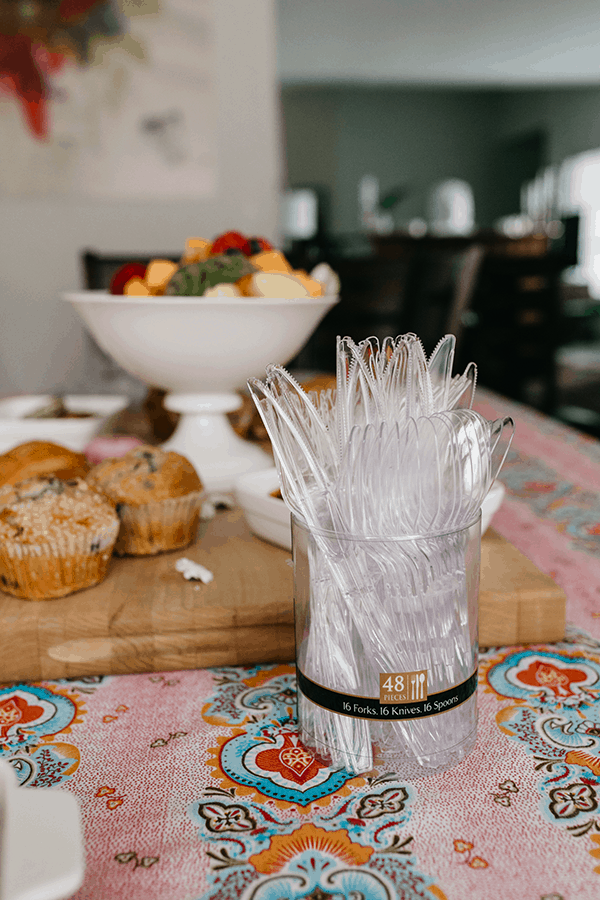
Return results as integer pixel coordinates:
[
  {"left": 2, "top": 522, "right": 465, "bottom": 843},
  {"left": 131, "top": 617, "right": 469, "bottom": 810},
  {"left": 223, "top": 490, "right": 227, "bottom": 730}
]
[
  {"left": 248, "top": 236, "right": 274, "bottom": 254},
  {"left": 210, "top": 230, "right": 251, "bottom": 257}
]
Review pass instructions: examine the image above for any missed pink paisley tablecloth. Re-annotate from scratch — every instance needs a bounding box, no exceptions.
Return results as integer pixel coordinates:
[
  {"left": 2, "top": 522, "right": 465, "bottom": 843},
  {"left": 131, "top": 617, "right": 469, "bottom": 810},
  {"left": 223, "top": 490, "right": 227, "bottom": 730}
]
[{"left": 4, "top": 388, "right": 600, "bottom": 900}]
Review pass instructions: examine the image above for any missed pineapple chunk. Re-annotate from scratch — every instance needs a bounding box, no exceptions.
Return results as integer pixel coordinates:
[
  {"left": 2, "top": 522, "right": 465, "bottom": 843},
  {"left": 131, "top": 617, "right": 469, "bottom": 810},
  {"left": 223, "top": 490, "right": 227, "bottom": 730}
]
[
  {"left": 236, "top": 274, "right": 254, "bottom": 296},
  {"left": 181, "top": 237, "right": 211, "bottom": 264},
  {"left": 292, "top": 269, "right": 323, "bottom": 298},
  {"left": 123, "top": 277, "right": 151, "bottom": 296},
  {"left": 249, "top": 251, "right": 292, "bottom": 274},
  {"left": 145, "top": 259, "right": 179, "bottom": 294}
]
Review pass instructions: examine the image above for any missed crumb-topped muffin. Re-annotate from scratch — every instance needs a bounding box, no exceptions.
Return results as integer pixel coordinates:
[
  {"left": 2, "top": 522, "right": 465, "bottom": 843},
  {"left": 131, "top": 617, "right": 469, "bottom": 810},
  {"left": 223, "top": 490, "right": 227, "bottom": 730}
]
[
  {"left": 0, "top": 476, "right": 119, "bottom": 600},
  {"left": 87, "top": 445, "right": 203, "bottom": 556}
]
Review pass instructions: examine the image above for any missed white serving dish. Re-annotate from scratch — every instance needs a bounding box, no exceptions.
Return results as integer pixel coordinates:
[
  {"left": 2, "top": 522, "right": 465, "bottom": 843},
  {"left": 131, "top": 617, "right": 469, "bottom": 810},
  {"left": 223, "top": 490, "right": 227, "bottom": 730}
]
[
  {"left": 64, "top": 292, "right": 338, "bottom": 394},
  {"left": 64, "top": 292, "right": 338, "bottom": 492},
  {"left": 235, "top": 468, "right": 506, "bottom": 552},
  {"left": 0, "top": 758, "right": 84, "bottom": 900},
  {"left": 0, "top": 394, "right": 129, "bottom": 454}
]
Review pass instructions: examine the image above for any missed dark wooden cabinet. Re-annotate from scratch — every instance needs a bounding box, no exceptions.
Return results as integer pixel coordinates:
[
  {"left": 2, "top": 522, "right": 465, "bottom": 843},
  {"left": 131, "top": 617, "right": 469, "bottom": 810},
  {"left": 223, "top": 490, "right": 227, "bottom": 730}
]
[
  {"left": 460, "top": 254, "right": 565, "bottom": 413},
  {"left": 291, "top": 233, "right": 571, "bottom": 417}
]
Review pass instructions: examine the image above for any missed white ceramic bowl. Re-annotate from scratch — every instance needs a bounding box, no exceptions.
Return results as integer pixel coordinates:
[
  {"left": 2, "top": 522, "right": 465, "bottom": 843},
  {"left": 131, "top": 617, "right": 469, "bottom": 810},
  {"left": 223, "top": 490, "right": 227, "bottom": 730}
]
[
  {"left": 64, "top": 291, "right": 339, "bottom": 492},
  {"left": 0, "top": 394, "right": 129, "bottom": 454},
  {"left": 235, "top": 468, "right": 506, "bottom": 551},
  {"left": 236, "top": 467, "right": 293, "bottom": 550},
  {"left": 0, "top": 758, "right": 84, "bottom": 900},
  {"left": 64, "top": 292, "right": 339, "bottom": 393}
]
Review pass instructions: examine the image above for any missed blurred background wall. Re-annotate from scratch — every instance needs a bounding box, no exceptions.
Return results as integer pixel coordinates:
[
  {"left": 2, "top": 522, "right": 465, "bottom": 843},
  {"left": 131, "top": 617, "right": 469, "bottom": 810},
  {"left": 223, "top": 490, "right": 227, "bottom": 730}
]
[
  {"left": 282, "top": 84, "right": 600, "bottom": 237},
  {"left": 0, "top": 0, "right": 281, "bottom": 394},
  {"left": 282, "top": 87, "right": 500, "bottom": 233},
  {"left": 279, "top": 0, "right": 600, "bottom": 243},
  {"left": 2, "top": 0, "right": 600, "bottom": 400}
]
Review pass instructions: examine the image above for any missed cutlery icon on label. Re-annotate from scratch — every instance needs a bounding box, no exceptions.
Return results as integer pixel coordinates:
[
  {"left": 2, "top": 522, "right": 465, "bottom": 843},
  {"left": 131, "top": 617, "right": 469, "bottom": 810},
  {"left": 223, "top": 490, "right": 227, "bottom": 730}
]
[
  {"left": 417, "top": 672, "right": 425, "bottom": 700},
  {"left": 410, "top": 677, "right": 416, "bottom": 700}
]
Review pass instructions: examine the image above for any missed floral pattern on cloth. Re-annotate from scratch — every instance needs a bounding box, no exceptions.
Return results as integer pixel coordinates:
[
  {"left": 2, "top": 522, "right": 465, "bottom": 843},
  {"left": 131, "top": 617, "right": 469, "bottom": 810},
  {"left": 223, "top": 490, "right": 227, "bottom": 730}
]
[
  {"left": 191, "top": 664, "right": 446, "bottom": 900},
  {"left": 474, "top": 391, "right": 600, "bottom": 547},
  {"left": 3, "top": 653, "right": 597, "bottom": 900},
  {"left": 0, "top": 682, "right": 85, "bottom": 787},
  {"left": 482, "top": 639, "right": 600, "bottom": 875},
  {"left": 474, "top": 389, "right": 600, "bottom": 470},
  {"left": 498, "top": 447, "right": 600, "bottom": 555},
  {"left": 202, "top": 664, "right": 298, "bottom": 727},
  {"left": 473, "top": 390, "right": 600, "bottom": 640},
  {"left": 202, "top": 666, "right": 357, "bottom": 807}
]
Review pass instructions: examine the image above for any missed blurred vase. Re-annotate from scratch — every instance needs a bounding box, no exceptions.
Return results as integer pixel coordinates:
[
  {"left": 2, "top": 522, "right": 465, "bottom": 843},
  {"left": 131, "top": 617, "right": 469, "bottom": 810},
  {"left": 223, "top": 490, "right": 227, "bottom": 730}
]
[{"left": 428, "top": 179, "right": 475, "bottom": 236}]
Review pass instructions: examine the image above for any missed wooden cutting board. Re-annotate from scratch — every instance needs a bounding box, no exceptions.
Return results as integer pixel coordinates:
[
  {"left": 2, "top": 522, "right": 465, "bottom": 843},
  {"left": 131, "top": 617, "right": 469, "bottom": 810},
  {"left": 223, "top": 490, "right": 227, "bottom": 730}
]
[{"left": 0, "top": 508, "right": 565, "bottom": 684}]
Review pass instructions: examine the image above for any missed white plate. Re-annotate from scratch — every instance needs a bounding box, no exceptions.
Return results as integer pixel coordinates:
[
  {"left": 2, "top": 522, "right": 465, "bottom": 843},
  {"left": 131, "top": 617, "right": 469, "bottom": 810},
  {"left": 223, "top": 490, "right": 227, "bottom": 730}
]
[
  {"left": 235, "top": 469, "right": 506, "bottom": 552},
  {"left": 0, "top": 394, "right": 129, "bottom": 454},
  {"left": 0, "top": 759, "right": 84, "bottom": 900}
]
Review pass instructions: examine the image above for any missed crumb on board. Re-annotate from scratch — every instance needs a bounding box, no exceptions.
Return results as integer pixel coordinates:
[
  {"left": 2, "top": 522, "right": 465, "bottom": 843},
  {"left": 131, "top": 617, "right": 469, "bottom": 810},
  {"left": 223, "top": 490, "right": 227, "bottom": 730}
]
[
  {"left": 175, "top": 557, "right": 214, "bottom": 584},
  {"left": 199, "top": 492, "right": 235, "bottom": 521}
]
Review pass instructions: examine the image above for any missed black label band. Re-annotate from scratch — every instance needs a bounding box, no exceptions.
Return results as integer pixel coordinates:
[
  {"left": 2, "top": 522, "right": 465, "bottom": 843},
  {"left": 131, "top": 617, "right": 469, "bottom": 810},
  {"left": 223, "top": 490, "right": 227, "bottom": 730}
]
[{"left": 297, "top": 669, "right": 478, "bottom": 721}]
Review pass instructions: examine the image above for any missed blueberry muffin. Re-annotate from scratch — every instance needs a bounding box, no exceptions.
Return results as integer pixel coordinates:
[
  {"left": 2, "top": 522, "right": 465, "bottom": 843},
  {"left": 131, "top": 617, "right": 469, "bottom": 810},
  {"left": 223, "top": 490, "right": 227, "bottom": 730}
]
[
  {"left": 0, "top": 476, "right": 119, "bottom": 600},
  {"left": 0, "top": 441, "right": 89, "bottom": 488},
  {"left": 87, "top": 445, "right": 203, "bottom": 556}
]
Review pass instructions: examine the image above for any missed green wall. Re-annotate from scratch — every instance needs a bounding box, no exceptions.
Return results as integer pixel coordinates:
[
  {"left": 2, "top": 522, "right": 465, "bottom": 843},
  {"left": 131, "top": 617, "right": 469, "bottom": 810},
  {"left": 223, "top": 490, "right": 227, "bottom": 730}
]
[
  {"left": 281, "top": 84, "right": 600, "bottom": 236},
  {"left": 495, "top": 86, "right": 600, "bottom": 169}
]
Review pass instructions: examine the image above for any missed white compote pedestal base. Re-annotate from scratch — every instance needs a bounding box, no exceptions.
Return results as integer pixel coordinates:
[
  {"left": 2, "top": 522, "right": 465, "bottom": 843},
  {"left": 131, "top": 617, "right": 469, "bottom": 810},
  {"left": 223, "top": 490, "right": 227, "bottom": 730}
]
[{"left": 162, "top": 392, "right": 272, "bottom": 495}]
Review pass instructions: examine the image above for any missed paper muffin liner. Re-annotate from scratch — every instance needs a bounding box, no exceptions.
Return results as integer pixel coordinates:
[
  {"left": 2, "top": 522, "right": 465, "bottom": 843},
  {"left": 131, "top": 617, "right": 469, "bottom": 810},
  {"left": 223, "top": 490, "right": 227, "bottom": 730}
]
[
  {"left": 0, "top": 517, "right": 120, "bottom": 601},
  {"left": 114, "top": 491, "right": 204, "bottom": 556}
]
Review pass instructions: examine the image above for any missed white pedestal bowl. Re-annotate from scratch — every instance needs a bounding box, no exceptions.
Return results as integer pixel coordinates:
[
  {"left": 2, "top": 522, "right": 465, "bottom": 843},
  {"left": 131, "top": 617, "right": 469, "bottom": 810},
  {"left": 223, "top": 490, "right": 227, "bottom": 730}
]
[{"left": 64, "top": 292, "right": 338, "bottom": 492}]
